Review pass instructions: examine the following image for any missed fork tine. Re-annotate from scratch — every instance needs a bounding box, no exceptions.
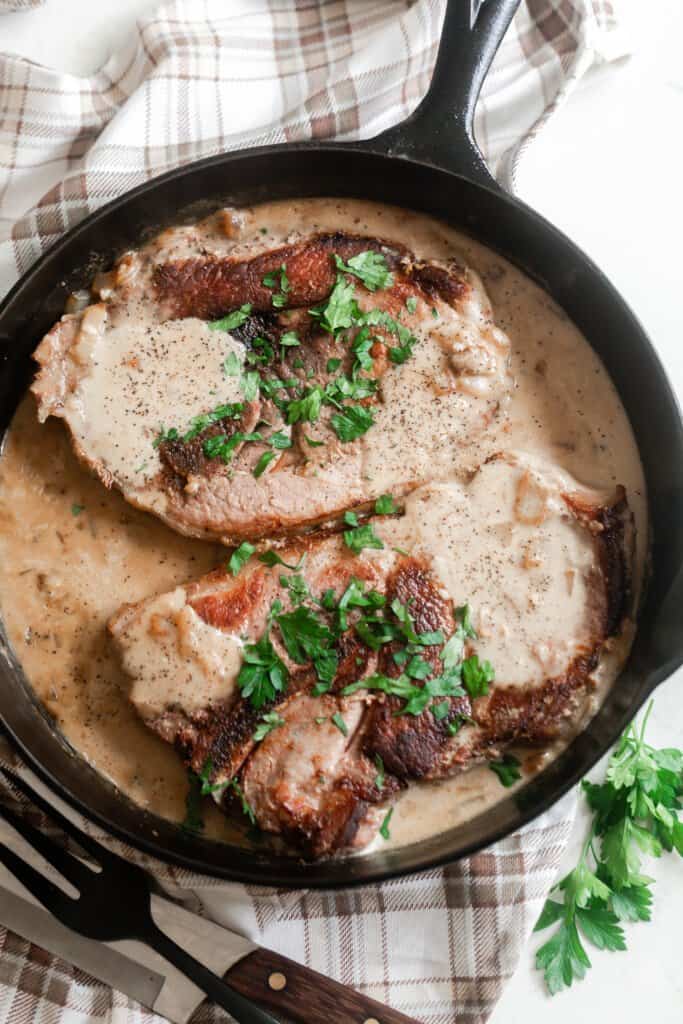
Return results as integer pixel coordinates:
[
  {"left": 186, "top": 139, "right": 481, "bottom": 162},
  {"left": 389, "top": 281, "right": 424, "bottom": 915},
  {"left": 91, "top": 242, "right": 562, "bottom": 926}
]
[
  {"left": 0, "top": 839, "right": 71, "bottom": 910},
  {"left": 0, "top": 802, "right": 94, "bottom": 891},
  {"left": 0, "top": 768, "right": 113, "bottom": 866},
  {"left": 470, "top": 0, "right": 484, "bottom": 29}
]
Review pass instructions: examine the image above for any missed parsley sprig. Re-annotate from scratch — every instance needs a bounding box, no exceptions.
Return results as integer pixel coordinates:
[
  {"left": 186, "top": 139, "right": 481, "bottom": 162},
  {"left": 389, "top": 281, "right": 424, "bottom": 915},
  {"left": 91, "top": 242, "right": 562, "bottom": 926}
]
[
  {"left": 182, "top": 757, "right": 256, "bottom": 833},
  {"left": 534, "top": 701, "right": 683, "bottom": 995}
]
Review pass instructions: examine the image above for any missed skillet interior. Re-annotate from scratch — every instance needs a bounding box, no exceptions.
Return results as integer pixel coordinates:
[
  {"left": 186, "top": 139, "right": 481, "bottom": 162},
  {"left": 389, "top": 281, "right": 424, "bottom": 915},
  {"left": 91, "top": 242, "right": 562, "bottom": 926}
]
[{"left": 0, "top": 146, "right": 682, "bottom": 887}]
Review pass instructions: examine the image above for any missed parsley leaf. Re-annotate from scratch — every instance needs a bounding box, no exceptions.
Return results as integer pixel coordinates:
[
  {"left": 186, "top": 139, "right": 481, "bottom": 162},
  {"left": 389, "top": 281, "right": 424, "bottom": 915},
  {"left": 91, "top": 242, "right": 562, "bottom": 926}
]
[
  {"left": 330, "top": 404, "right": 374, "bottom": 442},
  {"left": 489, "top": 754, "right": 522, "bottom": 787},
  {"left": 331, "top": 712, "right": 348, "bottom": 737},
  {"left": 374, "top": 494, "right": 399, "bottom": 515},
  {"left": 535, "top": 917, "right": 592, "bottom": 995},
  {"left": 223, "top": 351, "right": 241, "bottom": 377},
  {"left": 226, "top": 778, "right": 257, "bottom": 825},
  {"left": 203, "top": 430, "right": 262, "bottom": 463},
  {"left": 254, "top": 712, "right": 285, "bottom": 742},
  {"left": 343, "top": 523, "right": 385, "bottom": 554},
  {"left": 228, "top": 541, "right": 254, "bottom": 576},
  {"left": 258, "top": 550, "right": 305, "bottom": 572},
  {"left": 374, "top": 754, "right": 385, "bottom": 790},
  {"left": 253, "top": 450, "right": 277, "bottom": 477},
  {"left": 239, "top": 370, "right": 260, "bottom": 402},
  {"left": 237, "top": 614, "right": 288, "bottom": 709},
  {"left": 406, "top": 296, "right": 418, "bottom": 314},
  {"left": 333, "top": 251, "right": 394, "bottom": 292},
  {"left": 276, "top": 605, "right": 338, "bottom": 686},
  {"left": 379, "top": 807, "right": 394, "bottom": 840},
  {"left": 285, "top": 386, "right": 324, "bottom": 424},
  {"left": 461, "top": 654, "right": 494, "bottom": 698},
  {"left": 262, "top": 264, "right": 290, "bottom": 309},
  {"left": 268, "top": 430, "right": 292, "bottom": 450},
  {"left": 326, "top": 357, "right": 342, "bottom": 374},
  {"left": 209, "top": 304, "right": 253, "bottom": 331},
  {"left": 71, "top": 503, "right": 85, "bottom": 516},
  {"left": 312, "top": 275, "right": 358, "bottom": 333}
]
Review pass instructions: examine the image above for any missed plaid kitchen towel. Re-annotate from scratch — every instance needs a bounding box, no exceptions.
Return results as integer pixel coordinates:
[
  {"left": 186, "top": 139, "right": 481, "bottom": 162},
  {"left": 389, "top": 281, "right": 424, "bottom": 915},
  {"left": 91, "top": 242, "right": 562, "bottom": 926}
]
[{"left": 0, "top": 1, "right": 631, "bottom": 1022}]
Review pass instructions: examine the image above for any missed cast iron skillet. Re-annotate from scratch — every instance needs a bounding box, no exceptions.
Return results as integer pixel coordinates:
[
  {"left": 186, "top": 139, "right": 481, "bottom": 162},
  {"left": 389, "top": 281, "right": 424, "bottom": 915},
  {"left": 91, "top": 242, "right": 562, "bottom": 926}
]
[{"left": 0, "top": 0, "right": 682, "bottom": 888}]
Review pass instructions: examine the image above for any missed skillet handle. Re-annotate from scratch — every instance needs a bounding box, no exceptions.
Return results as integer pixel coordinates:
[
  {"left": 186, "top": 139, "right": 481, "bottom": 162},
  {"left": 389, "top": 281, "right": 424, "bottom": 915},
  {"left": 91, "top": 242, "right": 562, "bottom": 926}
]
[{"left": 368, "top": 0, "right": 520, "bottom": 186}]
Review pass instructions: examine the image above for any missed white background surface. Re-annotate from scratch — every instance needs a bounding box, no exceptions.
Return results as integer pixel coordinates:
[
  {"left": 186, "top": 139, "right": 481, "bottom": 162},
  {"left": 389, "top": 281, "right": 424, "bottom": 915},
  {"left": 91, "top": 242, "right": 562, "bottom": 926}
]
[{"left": 1, "top": 1, "right": 683, "bottom": 1021}]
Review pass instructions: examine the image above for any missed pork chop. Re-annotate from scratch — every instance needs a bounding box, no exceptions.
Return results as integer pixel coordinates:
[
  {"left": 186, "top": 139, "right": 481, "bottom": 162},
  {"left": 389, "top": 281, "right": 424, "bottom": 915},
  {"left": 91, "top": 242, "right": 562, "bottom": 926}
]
[
  {"left": 109, "top": 454, "right": 634, "bottom": 858},
  {"left": 32, "top": 213, "right": 511, "bottom": 544}
]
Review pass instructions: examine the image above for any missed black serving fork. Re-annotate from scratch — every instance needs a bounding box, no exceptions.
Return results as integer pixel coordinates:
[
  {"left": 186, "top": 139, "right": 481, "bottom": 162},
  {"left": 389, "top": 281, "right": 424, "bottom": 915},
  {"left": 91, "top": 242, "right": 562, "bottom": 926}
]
[
  {"left": 469, "top": 0, "right": 486, "bottom": 28},
  {"left": 0, "top": 768, "right": 281, "bottom": 1024}
]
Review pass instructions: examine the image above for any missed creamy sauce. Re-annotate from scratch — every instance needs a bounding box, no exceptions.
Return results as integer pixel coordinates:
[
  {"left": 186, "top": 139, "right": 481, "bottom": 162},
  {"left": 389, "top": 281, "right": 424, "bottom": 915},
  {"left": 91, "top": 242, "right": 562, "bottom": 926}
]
[{"left": 0, "top": 198, "right": 647, "bottom": 852}]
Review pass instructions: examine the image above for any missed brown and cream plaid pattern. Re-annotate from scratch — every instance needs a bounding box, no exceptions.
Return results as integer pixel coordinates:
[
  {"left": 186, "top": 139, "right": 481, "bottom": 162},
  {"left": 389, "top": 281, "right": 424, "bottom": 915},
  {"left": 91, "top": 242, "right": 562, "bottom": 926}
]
[{"left": 0, "top": 2, "right": 631, "bottom": 1021}]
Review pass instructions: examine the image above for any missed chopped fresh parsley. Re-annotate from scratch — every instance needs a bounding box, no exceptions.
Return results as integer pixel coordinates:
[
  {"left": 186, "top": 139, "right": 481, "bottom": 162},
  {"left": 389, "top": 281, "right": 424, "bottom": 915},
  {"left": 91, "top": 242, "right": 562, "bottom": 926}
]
[
  {"left": 209, "top": 303, "right": 253, "bottom": 332},
  {"left": 226, "top": 777, "right": 257, "bottom": 825},
  {"left": 279, "top": 572, "right": 311, "bottom": 607},
  {"left": 333, "top": 251, "right": 394, "bottom": 292},
  {"left": 432, "top": 700, "right": 451, "bottom": 721},
  {"left": 276, "top": 605, "right": 338, "bottom": 686},
  {"left": 326, "top": 374, "right": 377, "bottom": 403},
  {"left": 374, "top": 494, "right": 399, "bottom": 515},
  {"left": 223, "top": 351, "right": 241, "bottom": 377},
  {"left": 351, "top": 327, "right": 375, "bottom": 375},
  {"left": 258, "top": 550, "right": 305, "bottom": 572},
  {"left": 374, "top": 754, "right": 385, "bottom": 790},
  {"left": 343, "top": 510, "right": 359, "bottom": 527},
  {"left": 239, "top": 370, "right": 260, "bottom": 402},
  {"left": 342, "top": 670, "right": 465, "bottom": 717},
  {"left": 310, "top": 275, "right": 358, "bottom": 334},
  {"left": 153, "top": 426, "right": 179, "bottom": 447},
  {"left": 228, "top": 541, "right": 255, "bottom": 576},
  {"left": 253, "top": 449, "right": 277, "bottom": 477},
  {"left": 489, "top": 754, "right": 522, "bottom": 787},
  {"left": 203, "top": 430, "right": 262, "bottom": 463},
  {"left": 344, "top": 523, "right": 384, "bottom": 554},
  {"left": 379, "top": 807, "right": 394, "bottom": 840},
  {"left": 330, "top": 404, "right": 374, "bottom": 442},
  {"left": 71, "top": 503, "right": 85, "bottom": 517},
  {"left": 461, "top": 654, "right": 494, "bottom": 698},
  {"left": 254, "top": 712, "right": 285, "bottom": 742},
  {"left": 182, "top": 402, "right": 244, "bottom": 442},
  {"left": 262, "top": 264, "right": 290, "bottom": 308},
  {"left": 285, "top": 386, "right": 324, "bottom": 424},
  {"left": 155, "top": 402, "right": 245, "bottom": 450},
  {"left": 182, "top": 758, "right": 255, "bottom": 831},
  {"left": 237, "top": 611, "right": 288, "bottom": 709},
  {"left": 406, "top": 296, "right": 418, "bottom": 314},
  {"left": 268, "top": 430, "right": 292, "bottom": 450},
  {"left": 534, "top": 701, "right": 683, "bottom": 995},
  {"left": 279, "top": 330, "right": 300, "bottom": 360},
  {"left": 331, "top": 712, "right": 348, "bottom": 736},
  {"left": 326, "top": 357, "right": 342, "bottom": 374}
]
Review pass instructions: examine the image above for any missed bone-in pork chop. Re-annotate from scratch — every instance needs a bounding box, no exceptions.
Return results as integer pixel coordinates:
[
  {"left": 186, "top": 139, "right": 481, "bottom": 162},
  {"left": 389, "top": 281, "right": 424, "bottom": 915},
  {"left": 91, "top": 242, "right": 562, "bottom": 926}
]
[
  {"left": 32, "top": 214, "right": 511, "bottom": 544},
  {"left": 109, "top": 455, "right": 633, "bottom": 858}
]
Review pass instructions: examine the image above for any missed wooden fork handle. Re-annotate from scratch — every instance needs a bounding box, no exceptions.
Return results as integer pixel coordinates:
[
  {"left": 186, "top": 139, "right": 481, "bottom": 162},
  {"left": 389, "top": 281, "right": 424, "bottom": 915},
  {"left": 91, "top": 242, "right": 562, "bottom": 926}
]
[{"left": 226, "top": 947, "right": 420, "bottom": 1024}]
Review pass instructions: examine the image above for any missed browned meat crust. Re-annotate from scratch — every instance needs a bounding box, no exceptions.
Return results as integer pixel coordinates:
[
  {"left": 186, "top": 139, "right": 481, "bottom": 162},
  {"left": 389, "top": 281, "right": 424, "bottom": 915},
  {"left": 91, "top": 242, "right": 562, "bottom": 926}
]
[{"left": 153, "top": 231, "right": 469, "bottom": 321}]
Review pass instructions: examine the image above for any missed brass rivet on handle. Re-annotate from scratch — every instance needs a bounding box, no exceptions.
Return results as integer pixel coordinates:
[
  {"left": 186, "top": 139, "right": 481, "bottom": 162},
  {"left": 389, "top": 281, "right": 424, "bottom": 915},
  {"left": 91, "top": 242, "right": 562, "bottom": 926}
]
[
  {"left": 363, "top": 1018, "right": 380, "bottom": 1024},
  {"left": 268, "top": 972, "right": 287, "bottom": 991}
]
